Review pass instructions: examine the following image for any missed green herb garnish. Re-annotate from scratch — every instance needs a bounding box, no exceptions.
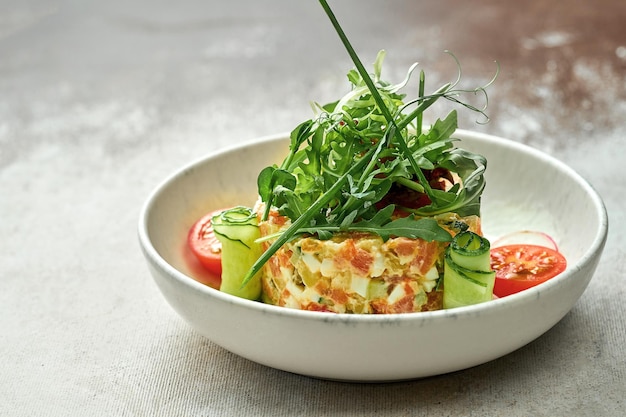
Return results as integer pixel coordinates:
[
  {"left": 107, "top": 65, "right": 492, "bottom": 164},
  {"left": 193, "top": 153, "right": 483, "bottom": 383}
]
[{"left": 241, "top": 0, "right": 498, "bottom": 287}]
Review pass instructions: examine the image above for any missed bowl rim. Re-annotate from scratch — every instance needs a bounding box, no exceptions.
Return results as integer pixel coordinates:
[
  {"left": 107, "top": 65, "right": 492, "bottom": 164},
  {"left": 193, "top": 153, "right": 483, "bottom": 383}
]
[{"left": 138, "top": 129, "right": 608, "bottom": 324}]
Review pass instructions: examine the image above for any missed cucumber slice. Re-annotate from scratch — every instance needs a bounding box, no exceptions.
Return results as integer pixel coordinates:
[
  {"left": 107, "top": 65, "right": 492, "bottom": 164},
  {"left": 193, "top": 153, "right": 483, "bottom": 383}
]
[
  {"left": 443, "top": 231, "right": 495, "bottom": 308},
  {"left": 212, "top": 207, "right": 263, "bottom": 300}
]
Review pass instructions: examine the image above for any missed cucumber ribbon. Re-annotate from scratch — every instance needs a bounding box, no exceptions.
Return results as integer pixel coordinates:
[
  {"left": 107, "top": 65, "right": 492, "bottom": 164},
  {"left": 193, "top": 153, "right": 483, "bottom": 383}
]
[
  {"left": 212, "top": 207, "right": 263, "bottom": 300},
  {"left": 443, "top": 231, "right": 495, "bottom": 308}
]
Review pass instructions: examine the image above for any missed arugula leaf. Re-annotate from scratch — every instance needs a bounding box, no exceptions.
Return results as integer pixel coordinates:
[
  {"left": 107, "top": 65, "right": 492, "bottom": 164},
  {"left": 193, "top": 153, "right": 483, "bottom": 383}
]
[
  {"left": 378, "top": 217, "right": 452, "bottom": 242},
  {"left": 297, "top": 209, "right": 452, "bottom": 243},
  {"left": 244, "top": 0, "right": 498, "bottom": 285}
]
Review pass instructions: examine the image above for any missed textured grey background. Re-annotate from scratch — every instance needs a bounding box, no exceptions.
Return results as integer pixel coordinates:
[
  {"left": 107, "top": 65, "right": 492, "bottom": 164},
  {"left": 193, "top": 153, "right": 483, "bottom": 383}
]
[{"left": 1, "top": 0, "right": 624, "bottom": 416}]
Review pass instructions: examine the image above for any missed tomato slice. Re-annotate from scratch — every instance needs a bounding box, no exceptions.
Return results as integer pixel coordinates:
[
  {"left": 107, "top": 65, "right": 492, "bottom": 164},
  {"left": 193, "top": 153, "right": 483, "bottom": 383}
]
[
  {"left": 187, "top": 209, "right": 226, "bottom": 277},
  {"left": 490, "top": 244, "right": 567, "bottom": 297}
]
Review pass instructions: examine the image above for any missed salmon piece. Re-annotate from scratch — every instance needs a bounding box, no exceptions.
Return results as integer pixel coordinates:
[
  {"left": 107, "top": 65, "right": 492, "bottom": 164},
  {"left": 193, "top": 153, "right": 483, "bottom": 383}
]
[{"left": 259, "top": 209, "right": 481, "bottom": 314}]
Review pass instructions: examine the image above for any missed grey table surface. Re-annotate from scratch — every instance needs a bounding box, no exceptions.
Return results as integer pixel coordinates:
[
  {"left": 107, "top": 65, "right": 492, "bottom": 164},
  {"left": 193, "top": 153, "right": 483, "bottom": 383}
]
[{"left": 1, "top": 0, "right": 625, "bottom": 416}]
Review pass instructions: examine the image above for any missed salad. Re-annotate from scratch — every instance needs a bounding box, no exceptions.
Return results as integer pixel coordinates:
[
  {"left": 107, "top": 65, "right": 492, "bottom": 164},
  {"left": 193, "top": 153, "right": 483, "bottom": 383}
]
[{"left": 186, "top": 0, "right": 567, "bottom": 313}]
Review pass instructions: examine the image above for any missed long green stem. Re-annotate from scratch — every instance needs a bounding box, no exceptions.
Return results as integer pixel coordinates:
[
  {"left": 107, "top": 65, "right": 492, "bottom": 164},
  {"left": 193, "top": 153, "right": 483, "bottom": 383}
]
[
  {"left": 396, "top": 176, "right": 425, "bottom": 193},
  {"left": 416, "top": 70, "right": 425, "bottom": 136},
  {"left": 318, "top": 0, "right": 437, "bottom": 203}
]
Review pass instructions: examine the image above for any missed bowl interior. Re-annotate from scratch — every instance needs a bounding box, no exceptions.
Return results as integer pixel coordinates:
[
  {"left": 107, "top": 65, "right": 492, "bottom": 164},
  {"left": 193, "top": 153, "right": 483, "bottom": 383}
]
[
  {"left": 470, "top": 135, "right": 604, "bottom": 269},
  {"left": 145, "top": 131, "right": 605, "bottom": 285},
  {"left": 145, "top": 137, "right": 288, "bottom": 279}
]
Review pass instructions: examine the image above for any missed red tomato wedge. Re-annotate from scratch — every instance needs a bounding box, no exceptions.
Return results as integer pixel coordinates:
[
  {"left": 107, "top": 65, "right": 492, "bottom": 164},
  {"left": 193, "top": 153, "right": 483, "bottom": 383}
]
[
  {"left": 187, "top": 209, "right": 226, "bottom": 277},
  {"left": 490, "top": 244, "right": 567, "bottom": 297}
]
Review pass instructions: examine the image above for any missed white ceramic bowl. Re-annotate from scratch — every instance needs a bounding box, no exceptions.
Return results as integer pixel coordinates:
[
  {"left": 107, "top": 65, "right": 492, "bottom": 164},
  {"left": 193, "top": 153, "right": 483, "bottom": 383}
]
[{"left": 138, "top": 130, "right": 608, "bottom": 382}]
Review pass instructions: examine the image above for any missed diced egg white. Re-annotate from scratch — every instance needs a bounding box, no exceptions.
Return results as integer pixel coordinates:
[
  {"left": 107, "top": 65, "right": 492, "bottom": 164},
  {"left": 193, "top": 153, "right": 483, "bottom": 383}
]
[
  {"left": 320, "top": 258, "right": 336, "bottom": 277},
  {"left": 280, "top": 266, "right": 293, "bottom": 284},
  {"left": 425, "top": 265, "right": 439, "bottom": 280},
  {"left": 350, "top": 275, "right": 369, "bottom": 298},
  {"left": 421, "top": 265, "right": 439, "bottom": 292},
  {"left": 285, "top": 279, "right": 304, "bottom": 298},
  {"left": 387, "top": 284, "right": 406, "bottom": 305},
  {"left": 370, "top": 251, "right": 385, "bottom": 277},
  {"left": 301, "top": 252, "right": 321, "bottom": 274},
  {"left": 301, "top": 287, "right": 322, "bottom": 303}
]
